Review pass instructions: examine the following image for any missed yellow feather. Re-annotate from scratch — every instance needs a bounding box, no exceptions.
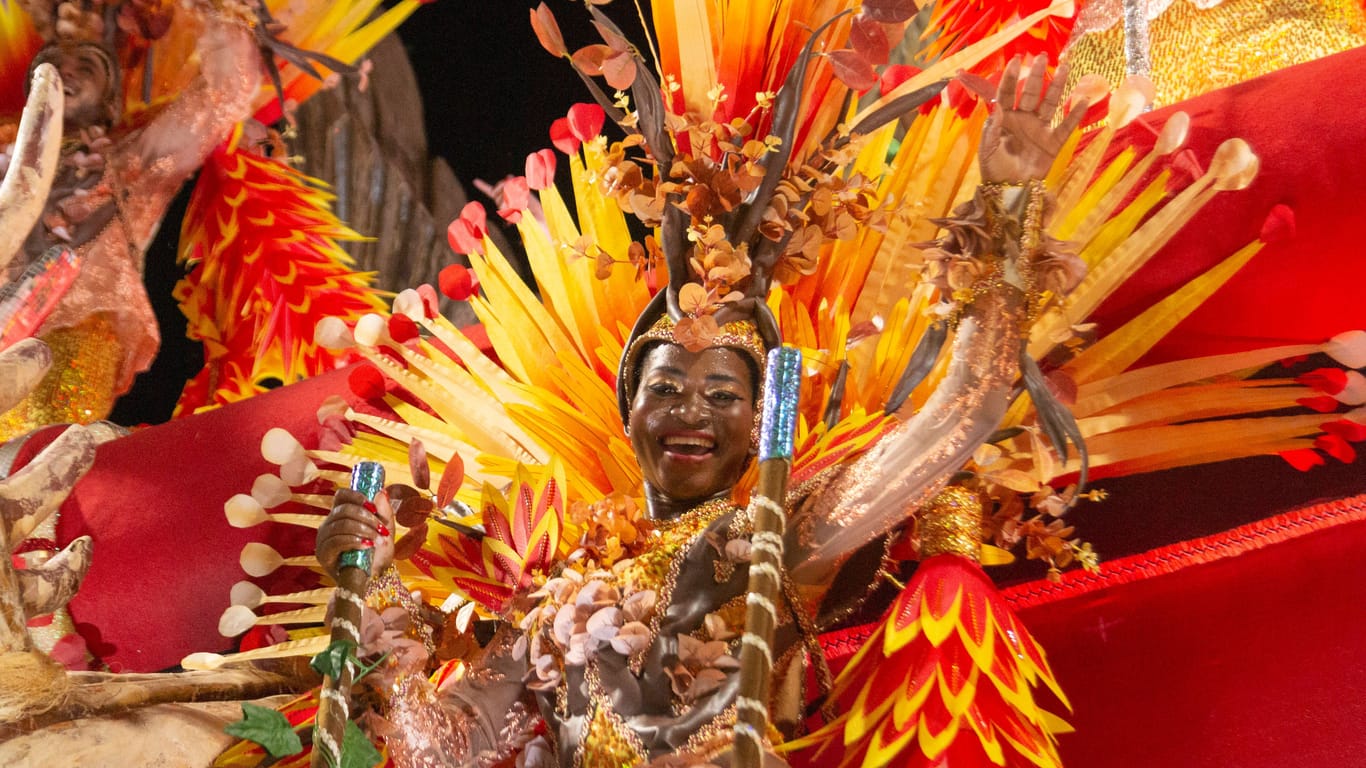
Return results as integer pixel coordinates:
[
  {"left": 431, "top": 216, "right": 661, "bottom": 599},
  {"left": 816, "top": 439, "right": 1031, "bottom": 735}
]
[
  {"left": 1066, "top": 240, "right": 1263, "bottom": 383},
  {"left": 1073, "top": 343, "right": 1321, "bottom": 417}
]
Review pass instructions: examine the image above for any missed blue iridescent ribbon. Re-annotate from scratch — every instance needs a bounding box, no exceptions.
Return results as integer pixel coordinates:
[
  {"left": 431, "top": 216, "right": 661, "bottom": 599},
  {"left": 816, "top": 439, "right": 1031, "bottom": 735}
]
[
  {"left": 337, "top": 461, "right": 385, "bottom": 574},
  {"left": 759, "top": 346, "right": 802, "bottom": 462}
]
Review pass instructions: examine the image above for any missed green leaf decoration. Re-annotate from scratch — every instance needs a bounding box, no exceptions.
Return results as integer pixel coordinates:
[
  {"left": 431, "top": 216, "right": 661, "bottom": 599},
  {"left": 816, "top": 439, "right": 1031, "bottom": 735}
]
[
  {"left": 224, "top": 701, "right": 303, "bottom": 758},
  {"left": 311, "top": 639, "right": 357, "bottom": 678},
  {"left": 340, "top": 720, "right": 384, "bottom": 768}
]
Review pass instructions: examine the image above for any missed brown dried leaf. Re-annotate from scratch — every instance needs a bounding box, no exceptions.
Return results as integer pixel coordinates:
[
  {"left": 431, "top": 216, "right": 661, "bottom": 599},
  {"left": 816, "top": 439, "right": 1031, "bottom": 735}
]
[
  {"left": 601, "top": 51, "right": 638, "bottom": 91},
  {"left": 396, "top": 495, "right": 435, "bottom": 527},
  {"left": 677, "top": 283, "right": 709, "bottom": 315},
  {"left": 850, "top": 14, "right": 892, "bottom": 64},
  {"left": 595, "top": 248, "right": 615, "bottom": 279},
  {"left": 863, "top": 0, "right": 919, "bottom": 23},
  {"left": 530, "top": 3, "right": 568, "bottom": 57},
  {"left": 571, "top": 43, "right": 612, "bottom": 75},
  {"left": 393, "top": 521, "right": 429, "bottom": 561},
  {"left": 435, "top": 453, "right": 464, "bottom": 509},
  {"left": 673, "top": 315, "right": 719, "bottom": 352},
  {"left": 591, "top": 18, "right": 630, "bottom": 51},
  {"left": 828, "top": 47, "right": 879, "bottom": 91},
  {"left": 408, "top": 439, "right": 430, "bottom": 490}
]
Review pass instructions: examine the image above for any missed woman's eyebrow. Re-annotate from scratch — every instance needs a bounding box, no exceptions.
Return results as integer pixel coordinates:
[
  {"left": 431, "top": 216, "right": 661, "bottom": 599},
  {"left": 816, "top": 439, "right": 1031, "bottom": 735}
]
[{"left": 644, "top": 366, "right": 686, "bottom": 377}]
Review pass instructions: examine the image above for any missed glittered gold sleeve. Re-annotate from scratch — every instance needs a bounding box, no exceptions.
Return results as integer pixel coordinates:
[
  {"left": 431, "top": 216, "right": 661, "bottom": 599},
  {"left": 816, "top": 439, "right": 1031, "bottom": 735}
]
[
  {"left": 1064, "top": 0, "right": 1366, "bottom": 107},
  {"left": 788, "top": 283, "right": 1027, "bottom": 587},
  {"left": 396, "top": 624, "right": 534, "bottom": 767}
]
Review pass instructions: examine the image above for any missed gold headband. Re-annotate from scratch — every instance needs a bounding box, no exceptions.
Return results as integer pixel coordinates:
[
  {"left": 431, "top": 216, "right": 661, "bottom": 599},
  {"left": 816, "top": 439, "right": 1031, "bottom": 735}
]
[{"left": 617, "top": 312, "right": 768, "bottom": 426}]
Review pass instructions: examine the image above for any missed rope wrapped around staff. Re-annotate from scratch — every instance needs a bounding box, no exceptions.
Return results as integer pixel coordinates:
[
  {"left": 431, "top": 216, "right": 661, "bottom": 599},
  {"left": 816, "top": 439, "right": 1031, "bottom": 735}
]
[
  {"left": 733, "top": 346, "right": 802, "bottom": 767},
  {"left": 311, "top": 461, "right": 384, "bottom": 768}
]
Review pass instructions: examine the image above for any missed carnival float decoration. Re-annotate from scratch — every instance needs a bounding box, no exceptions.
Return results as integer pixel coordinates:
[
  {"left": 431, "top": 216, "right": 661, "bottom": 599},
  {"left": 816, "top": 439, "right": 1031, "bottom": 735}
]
[{"left": 1, "top": 0, "right": 1364, "bottom": 766}]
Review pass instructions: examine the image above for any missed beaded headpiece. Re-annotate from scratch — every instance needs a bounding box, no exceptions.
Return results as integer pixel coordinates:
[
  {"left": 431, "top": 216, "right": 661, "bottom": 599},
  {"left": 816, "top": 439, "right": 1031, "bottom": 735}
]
[{"left": 615, "top": 292, "right": 779, "bottom": 427}]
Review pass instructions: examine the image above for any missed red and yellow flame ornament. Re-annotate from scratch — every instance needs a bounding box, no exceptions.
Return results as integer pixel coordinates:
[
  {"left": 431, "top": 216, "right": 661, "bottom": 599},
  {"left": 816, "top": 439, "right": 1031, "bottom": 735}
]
[{"left": 786, "top": 486, "right": 1070, "bottom": 768}]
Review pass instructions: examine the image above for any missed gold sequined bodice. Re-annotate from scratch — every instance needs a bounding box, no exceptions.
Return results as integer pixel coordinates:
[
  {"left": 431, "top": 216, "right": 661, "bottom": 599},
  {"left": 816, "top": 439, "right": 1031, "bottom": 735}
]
[
  {"left": 1064, "top": 0, "right": 1366, "bottom": 106},
  {"left": 567, "top": 498, "right": 746, "bottom": 768}
]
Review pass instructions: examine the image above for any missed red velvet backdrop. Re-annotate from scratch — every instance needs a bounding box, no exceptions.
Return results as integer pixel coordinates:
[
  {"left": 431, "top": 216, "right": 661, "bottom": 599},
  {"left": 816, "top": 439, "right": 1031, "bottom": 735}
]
[{"left": 28, "top": 43, "right": 1366, "bottom": 766}]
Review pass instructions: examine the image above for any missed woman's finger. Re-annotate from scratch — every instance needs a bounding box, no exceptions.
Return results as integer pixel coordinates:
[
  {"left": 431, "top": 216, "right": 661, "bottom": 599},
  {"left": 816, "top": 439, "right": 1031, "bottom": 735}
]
[
  {"left": 996, "top": 55, "right": 1021, "bottom": 108},
  {"left": 1038, "top": 62, "right": 1069, "bottom": 119},
  {"left": 323, "top": 517, "right": 381, "bottom": 540},
  {"left": 1018, "top": 54, "right": 1047, "bottom": 112},
  {"left": 1054, "top": 95, "right": 1091, "bottom": 140}
]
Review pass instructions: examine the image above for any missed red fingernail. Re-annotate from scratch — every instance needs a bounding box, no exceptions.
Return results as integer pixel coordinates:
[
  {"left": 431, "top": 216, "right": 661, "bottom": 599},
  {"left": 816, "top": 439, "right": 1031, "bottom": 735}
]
[
  {"left": 377, "top": 524, "right": 390, "bottom": 537},
  {"left": 362, "top": 501, "right": 377, "bottom": 513},
  {"left": 360, "top": 538, "right": 374, "bottom": 548}
]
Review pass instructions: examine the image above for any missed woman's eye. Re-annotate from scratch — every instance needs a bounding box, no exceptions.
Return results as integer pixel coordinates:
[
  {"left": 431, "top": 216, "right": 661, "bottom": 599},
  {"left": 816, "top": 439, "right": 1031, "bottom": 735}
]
[
  {"left": 648, "top": 383, "right": 679, "bottom": 395},
  {"left": 708, "top": 391, "right": 739, "bottom": 403}
]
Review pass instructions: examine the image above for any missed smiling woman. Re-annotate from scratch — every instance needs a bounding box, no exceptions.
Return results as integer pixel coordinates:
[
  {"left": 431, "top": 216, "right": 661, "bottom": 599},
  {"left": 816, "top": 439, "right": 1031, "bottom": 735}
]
[
  {"left": 628, "top": 339, "right": 761, "bottom": 520},
  {"left": 306, "top": 50, "right": 1088, "bottom": 762}
]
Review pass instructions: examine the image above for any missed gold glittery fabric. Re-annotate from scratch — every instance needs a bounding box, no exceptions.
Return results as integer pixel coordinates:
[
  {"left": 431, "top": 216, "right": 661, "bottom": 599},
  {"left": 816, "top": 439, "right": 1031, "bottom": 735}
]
[
  {"left": 568, "top": 498, "right": 762, "bottom": 766},
  {"left": 0, "top": 313, "right": 120, "bottom": 442},
  {"left": 365, "top": 564, "right": 435, "bottom": 653},
  {"left": 918, "top": 486, "right": 984, "bottom": 561},
  {"left": 384, "top": 672, "right": 469, "bottom": 768},
  {"left": 579, "top": 665, "right": 650, "bottom": 768},
  {"left": 1064, "top": 0, "right": 1366, "bottom": 106},
  {"left": 621, "top": 497, "right": 736, "bottom": 670}
]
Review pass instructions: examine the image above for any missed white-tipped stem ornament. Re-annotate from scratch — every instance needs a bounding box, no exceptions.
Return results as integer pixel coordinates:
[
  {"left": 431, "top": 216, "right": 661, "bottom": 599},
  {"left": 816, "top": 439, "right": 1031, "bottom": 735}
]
[
  {"left": 239, "top": 543, "right": 318, "bottom": 577},
  {"left": 392, "top": 289, "right": 426, "bottom": 322},
  {"left": 314, "top": 316, "right": 355, "bottom": 350},
  {"left": 261, "top": 428, "right": 307, "bottom": 466},
  {"left": 1107, "top": 81, "right": 1149, "bottom": 128},
  {"left": 251, "top": 474, "right": 292, "bottom": 508},
  {"left": 223, "top": 494, "right": 324, "bottom": 529},
  {"left": 218, "top": 603, "right": 328, "bottom": 637},
  {"left": 353, "top": 313, "right": 388, "bottom": 347},
  {"left": 1210, "top": 138, "right": 1259, "bottom": 191},
  {"left": 280, "top": 456, "right": 320, "bottom": 486},
  {"left": 1326, "top": 330, "right": 1366, "bottom": 368},
  {"left": 1154, "top": 111, "right": 1190, "bottom": 155},
  {"left": 1335, "top": 372, "right": 1366, "bottom": 405},
  {"left": 230, "top": 581, "right": 334, "bottom": 609},
  {"left": 182, "top": 635, "right": 334, "bottom": 671}
]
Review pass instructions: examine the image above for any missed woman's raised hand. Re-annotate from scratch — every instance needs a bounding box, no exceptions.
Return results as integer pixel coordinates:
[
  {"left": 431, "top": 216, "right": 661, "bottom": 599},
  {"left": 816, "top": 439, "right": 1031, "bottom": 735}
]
[{"left": 978, "top": 55, "right": 1089, "bottom": 183}]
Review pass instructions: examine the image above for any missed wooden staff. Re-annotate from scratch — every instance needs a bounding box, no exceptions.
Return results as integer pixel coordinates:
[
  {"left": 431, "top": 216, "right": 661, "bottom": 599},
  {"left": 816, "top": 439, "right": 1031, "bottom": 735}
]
[
  {"left": 311, "top": 461, "right": 384, "bottom": 768},
  {"left": 733, "top": 346, "right": 802, "bottom": 767}
]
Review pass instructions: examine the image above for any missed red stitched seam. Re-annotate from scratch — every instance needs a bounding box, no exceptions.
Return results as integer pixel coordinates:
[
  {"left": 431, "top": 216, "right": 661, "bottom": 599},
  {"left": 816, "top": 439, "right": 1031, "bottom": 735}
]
[{"left": 1001, "top": 493, "right": 1366, "bottom": 609}]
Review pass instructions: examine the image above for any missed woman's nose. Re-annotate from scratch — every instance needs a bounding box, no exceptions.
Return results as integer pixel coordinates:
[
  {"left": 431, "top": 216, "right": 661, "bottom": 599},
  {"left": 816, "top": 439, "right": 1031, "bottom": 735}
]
[{"left": 671, "top": 392, "right": 709, "bottom": 424}]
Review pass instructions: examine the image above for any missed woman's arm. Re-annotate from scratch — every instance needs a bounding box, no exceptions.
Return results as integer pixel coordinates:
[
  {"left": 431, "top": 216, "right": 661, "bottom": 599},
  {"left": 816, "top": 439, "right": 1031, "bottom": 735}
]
[
  {"left": 318, "top": 490, "right": 535, "bottom": 766},
  {"left": 788, "top": 58, "right": 1087, "bottom": 586},
  {"left": 121, "top": 10, "right": 259, "bottom": 200}
]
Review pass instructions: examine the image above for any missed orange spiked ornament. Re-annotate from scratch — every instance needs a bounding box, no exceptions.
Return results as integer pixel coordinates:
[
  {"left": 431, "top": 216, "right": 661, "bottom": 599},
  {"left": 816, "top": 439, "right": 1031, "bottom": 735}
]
[{"left": 785, "top": 486, "right": 1070, "bottom": 768}]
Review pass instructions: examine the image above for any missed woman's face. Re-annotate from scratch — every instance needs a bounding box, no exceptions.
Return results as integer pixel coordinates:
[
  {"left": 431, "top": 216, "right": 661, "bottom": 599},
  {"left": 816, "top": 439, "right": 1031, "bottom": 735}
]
[{"left": 629, "top": 344, "right": 756, "bottom": 511}]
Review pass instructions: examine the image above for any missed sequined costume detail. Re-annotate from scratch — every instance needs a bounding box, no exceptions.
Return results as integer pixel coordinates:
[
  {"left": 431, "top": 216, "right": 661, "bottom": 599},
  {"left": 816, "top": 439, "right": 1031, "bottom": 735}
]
[{"left": 1065, "top": 0, "right": 1366, "bottom": 106}]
